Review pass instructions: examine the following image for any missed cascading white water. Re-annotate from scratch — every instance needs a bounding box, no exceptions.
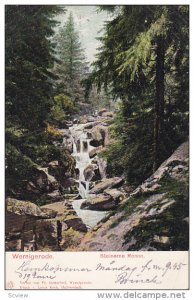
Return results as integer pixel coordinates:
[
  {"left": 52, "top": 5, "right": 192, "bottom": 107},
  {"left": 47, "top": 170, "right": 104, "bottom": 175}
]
[
  {"left": 69, "top": 122, "right": 109, "bottom": 229},
  {"left": 70, "top": 124, "right": 94, "bottom": 199}
]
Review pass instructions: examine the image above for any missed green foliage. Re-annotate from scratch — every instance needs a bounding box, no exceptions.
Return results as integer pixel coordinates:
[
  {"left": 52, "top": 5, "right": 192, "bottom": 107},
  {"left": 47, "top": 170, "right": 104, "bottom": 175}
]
[
  {"left": 89, "top": 5, "right": 189, "bottom": 185},
  {"left": 5, "top": 5, "right": 64, "bottom": 130},
  {"left": 5, "top": 142, "right": 36, "bottom": 193},
  {"left": 54, "top": 12, "right": 88, "bottom": 105},
  {"left": 109, "top": 175, "right": 189, "bottom": 250},
  {"left": 124, "top": 177, "right": 189, "bottom": 250},
  {"left": 61, "top": 228, "right": 83, "bottom": 249},
  {"left": 51, "top": 94, "right": 78, "bottom": 126},
  {"left": 5, "top": 6, "right": 75, "bottom": 200},
  {"left": 84, "top": 82, "right": 114, "bottom": 112}
]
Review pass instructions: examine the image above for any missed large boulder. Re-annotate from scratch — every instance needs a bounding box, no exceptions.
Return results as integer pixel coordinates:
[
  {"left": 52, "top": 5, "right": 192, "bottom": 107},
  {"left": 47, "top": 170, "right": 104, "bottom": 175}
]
[
  {"left": 97, "top": 157, "right": 107, "bottom": 179},
  {"left": 6, "top": 197, "right": 58, "bottom": 219},
  {"left": 131, "top": 141, "right": 189, "bottom": 197},
  {"left": 101, "top": 111, "right": 114, "bottom": 118},
  {"left": 62, "top": 130, "right": 73, "bottom": 153},
  {"left": 64, "top": 216, "right": 87, "bottom": 232},
  {"left": 83, "top": 164, "right": 101, "bottom": 181},
  {"left": 46, "top": 190, "right": 63, "bottom": 202},
  {"left": 25, "top": 166, "right": 59, "bottom": 197},
  {"left": 104, "top": 189, "right": 125, "bottom": 202},
  {"left": 6, "top": 197, "right": 43, "bottom": 217},
  {"left": 5, "top": 197, "right": 58, "bottom": 239},
  {"left": 83, "top": 164, "right": 95, "bottom": 181},
  {"left": 90, "top": 125, "right": 109, "bottom": 147},
  {"left": 40, "top": 207, "right": 58, "bottom": 219},
  {"left": 35, "top": 219, "right": 68, "bottom": 249},
  {"left": 89, "top": 177, "right": 124, "bottom": 194},
  {"left": 98, "top": 108, "right": 107, "bottom": 116},
  {"left": 89, "top": 146, "right": 103, "bottom": 158},
  {"left": 87, "top": 116, "right": 96, "bottom": 122},
  {"left": 89, "top": 148, "right": 97, "bottom": 158},
  {"left": 35, "top": 166, "right": 59, "bottom": 191},
  {"left": 80, "top": 194, "right": 117, "bottom": 211}
]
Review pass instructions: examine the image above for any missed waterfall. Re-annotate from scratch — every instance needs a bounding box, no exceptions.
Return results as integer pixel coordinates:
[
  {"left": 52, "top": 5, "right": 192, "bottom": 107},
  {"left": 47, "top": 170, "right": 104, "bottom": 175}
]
[
  {"left": 69, "top": 122, "right": 109, "bottom": 229},
  {"left": 70, "top": 124, "right": 94, "bottom": 199}
]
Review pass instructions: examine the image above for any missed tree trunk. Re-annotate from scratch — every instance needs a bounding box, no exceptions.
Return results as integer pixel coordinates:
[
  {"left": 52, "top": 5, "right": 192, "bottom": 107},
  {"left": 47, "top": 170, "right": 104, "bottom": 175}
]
[{"left": 153, "top": 36, "right": 165, "bottom": 172}]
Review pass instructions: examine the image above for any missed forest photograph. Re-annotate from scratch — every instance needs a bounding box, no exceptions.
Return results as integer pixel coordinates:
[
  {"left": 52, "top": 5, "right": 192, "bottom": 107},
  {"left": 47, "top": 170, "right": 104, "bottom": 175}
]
[{"left": 5, "top": 5, "right": 189, "bottom": 252}]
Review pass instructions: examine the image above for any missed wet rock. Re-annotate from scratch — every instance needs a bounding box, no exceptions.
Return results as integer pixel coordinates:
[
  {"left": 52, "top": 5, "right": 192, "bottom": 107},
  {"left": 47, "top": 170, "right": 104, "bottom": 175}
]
[
  {"left": 90, "top": 125, "right": 109, "bottom": 147},
  {"left": 60, "top": 129, "right": 73, "bottom": 152},
  {"left": 80, "top": 194, "right": 118, "bottom": 211},
  {"left": 73, "top": 118, "right": 79, "bottom": 124},
  {"left": 104, "top": 189, "right": 125, "bottom": 202},
  {"left": 84, "top": 164, "right": 95, "bottom": 181},
  {"left": 89, "top": 148, "right": 97, "bottom": 158},
  {"left": 84, "top": 123, "right": 95, "bottom": 130},
  {"left": 83, "top": 164, "right": 101, "bottom": 181},
  {"left": 66, "top": 121, "right": 73, "bottom": 127},
  {"left": 97, "top": 157, "right": 107, "bottom": 179},
  {"left": 62, "top": 136, "right": 73, "bottom": 153},
  {"left": 89, "top": 177, "right": 124, "bottom": 194}
]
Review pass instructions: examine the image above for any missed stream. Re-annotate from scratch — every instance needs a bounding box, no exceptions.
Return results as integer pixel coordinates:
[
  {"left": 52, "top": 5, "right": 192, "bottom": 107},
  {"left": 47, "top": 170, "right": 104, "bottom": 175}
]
[
  {"left": 72, "top": 199, "right": 108, "bottom": 229},
  {"left": 68, "top": 122, "right": 108, "bottom": 229}
]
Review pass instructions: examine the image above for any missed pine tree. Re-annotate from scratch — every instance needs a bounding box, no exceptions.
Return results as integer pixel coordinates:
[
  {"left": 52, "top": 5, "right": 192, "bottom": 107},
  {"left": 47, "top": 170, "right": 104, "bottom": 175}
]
[
  {"left": 54, "top": 12, "right": 88, "bottom": 103},
  {"left": 87, "top": 5, "right": 189, "bottom": 185},
  {"left": 5, "top": 5, "right": 63, "bottom": 130},
  {"left": 5, "top": 5, "right": 74, "bottom": 199}
]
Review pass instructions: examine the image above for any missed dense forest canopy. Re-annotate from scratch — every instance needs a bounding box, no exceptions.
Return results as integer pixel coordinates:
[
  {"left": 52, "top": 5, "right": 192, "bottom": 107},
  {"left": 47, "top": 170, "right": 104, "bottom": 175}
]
[
  {"left": 5, "top": 5, "right": 73, "bottom": 199},
  {"left": 86, "top": 5, "right": 189, "bottom": 184},
  {"left": 5, "top": 5, "right": 189, "bottom": 199}
]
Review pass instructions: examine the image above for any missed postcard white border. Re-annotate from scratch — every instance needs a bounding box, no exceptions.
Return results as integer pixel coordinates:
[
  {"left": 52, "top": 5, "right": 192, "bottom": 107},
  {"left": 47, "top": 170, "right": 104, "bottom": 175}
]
[{"left": 1, "top": 0, "right": 193, "bottom": 299}]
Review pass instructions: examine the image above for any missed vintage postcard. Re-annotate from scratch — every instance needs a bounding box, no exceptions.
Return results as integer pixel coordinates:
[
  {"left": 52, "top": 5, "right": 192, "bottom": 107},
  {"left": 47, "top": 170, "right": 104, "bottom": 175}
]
[{"left": 4, "top": 3, "right": 189, "bottom": 291}]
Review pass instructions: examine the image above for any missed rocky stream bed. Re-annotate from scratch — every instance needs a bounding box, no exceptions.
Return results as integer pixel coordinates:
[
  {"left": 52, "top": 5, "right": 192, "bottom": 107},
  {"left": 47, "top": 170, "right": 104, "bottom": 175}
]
[{"left": 5, "top": 109, "right": 189, "bottom": 252}]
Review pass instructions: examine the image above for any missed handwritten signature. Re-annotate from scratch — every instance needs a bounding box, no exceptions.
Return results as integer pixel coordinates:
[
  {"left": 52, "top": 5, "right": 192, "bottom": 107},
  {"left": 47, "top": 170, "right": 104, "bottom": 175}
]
[{"left": 114, "top": 259, "right": 187, "bottom": 285}]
